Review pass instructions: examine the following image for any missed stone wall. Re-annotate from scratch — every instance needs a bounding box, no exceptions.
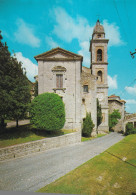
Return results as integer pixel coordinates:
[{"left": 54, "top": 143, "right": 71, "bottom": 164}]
[{"left": 0, "top": 132, "right": 81, "bottom": 162}]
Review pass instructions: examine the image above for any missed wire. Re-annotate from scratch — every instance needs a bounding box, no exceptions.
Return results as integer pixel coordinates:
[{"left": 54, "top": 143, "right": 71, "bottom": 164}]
[
  {"left": 119, "top": 78, "right": 136, "bottom": 97},
  {"left": 113, "top": 0, "right": 133, "bottom": 51}
]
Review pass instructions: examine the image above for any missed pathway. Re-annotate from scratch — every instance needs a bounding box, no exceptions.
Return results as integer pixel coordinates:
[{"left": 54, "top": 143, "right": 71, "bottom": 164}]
[{"left": 0, "top": 132, "right": 124, "bottom": 192}]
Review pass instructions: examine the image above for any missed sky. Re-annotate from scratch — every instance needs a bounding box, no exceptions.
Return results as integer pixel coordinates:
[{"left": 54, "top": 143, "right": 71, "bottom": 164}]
[{"left": 0, "top": 0, "right": 136, "bottom": 113}]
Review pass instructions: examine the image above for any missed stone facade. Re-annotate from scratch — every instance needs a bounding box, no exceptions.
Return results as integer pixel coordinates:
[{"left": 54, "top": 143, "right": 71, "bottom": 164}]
[
  {"left": 34, "top": 20, "right": 109, "bottom": 136},
  {"left": 108, "top": 94, "right": 126, "bottom": 132},
  {"left": 90, "top": 20, "right": 109, "bottom": 133}
]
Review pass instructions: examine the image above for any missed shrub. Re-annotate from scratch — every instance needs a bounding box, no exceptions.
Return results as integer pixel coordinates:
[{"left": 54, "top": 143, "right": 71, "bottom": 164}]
[
  {"left": 30, "top": 93, "right": 65, "bottom": 131},
  {"left": 125, "top": 122, "right": 136, "bottom": 135},
  {"left": 82, "top": 112, "right": 95, "bottom": 137},
  {"left": 97, "top": 98, "right": 102, "bottom": 127}
]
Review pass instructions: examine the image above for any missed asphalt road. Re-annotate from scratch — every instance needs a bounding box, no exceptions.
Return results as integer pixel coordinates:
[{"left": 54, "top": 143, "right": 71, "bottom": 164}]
[{"left": 0, "top": 132, "right": 124, "bottom": 193}]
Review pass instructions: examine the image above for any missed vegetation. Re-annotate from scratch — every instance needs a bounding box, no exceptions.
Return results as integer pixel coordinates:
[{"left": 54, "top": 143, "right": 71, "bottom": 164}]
[
  {"left": 82, "top": 112, "right": 95, "bottom": 137},
  {"left": 34, "top": 80, "right": 38, "bottom": 97},
  {"left": 81, "top": 134, "right": 105, "bottom": 142},
  {"left": 97, "top": 98, "right": 102, "bottom": 127},
  {"left": 37, "top": 134, "right": 136, "bottom": 195},
  {"left": 0, "top": 124, "right": 75, "bottom": 148},
  {"left": 109, "top": 109, "right": 121, "bottom": 131},
  {"left": 125, "top": 122, "right": 136, "bottom": 135},
  {"left": 0, "top": 31, "right": 30, "bottom": 129},
  {"left": 30, "top": 93, "right": 65, "bottom": 131}
]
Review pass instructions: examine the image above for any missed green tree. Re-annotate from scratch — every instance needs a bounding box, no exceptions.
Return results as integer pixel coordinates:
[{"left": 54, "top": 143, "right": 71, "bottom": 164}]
[
  {"left": 0, "top": 31, "right": 13, "bottom": 128},
  {"left": 30, "top": 93, "right": 65, "bottom": 131},
  {"left": 125, "top": 122, "right": 136, "bottom": 135},
  {"left": 97, "top": 98, "right": 102, "bottom": 127},
  {"left": 0, "top": 31, "right": 31, "bottom": 128},
  {"left": 9, "top": 56, "right": 31, "bottom": 127},
  {"left": 34, "top": 80, "right": 38, "bottom": 97},
  {"left": 109, "top": 109, "right": 121, "bottom": 131},
  {"left": 82, "top": 112, "right": 95, "bottom": 137}
]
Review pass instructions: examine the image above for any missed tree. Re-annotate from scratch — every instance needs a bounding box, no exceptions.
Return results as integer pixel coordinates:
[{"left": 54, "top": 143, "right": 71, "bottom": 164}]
[
  {"left": 0, "top": 31, "right": 31, "bottom": 128},
  {"left": 30, "top": 93, "right": 65, "bottom": 131},
  {"left": 9, "top": 56, "right": 31, "bottom": 127},
  {"left": 82, "top": 112, "right": 95, "bottom": 137},
  {"left": 109, "top": 109, "right": 121, "bottom": 131},
  {"left": 125, "top": 122, "right": 136, "bottom": 135},
  {"left": 97, "top": 98, "right": 102, "bottom": 127},
  {"left": 0, "top": 31, "right": 13, "bottom": 128},
  {"left": 34, "top": 80, "right": 38, "bottom": 97}
]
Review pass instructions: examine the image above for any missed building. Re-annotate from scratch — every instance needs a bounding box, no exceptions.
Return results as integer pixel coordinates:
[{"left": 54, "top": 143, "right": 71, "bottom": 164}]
[
  {"left": 34, "top": 20, "right": 109, "bottom": 135},
  {"left": 108, "top": 94, "right": 126, "bottom": 132}
]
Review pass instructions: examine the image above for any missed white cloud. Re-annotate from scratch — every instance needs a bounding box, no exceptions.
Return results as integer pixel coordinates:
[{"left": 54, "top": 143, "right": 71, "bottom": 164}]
[
  {"left": 78, "top": 41, "right": 90, "bottom": 66},
  {"left": 125, "top": 99, "right": 136, "bottom": 104},
  {"left": 103, "top": 20, "right": 125, "bottom": 47},
  {"left": 125, "top": 85, "right": 136, "bottom": 96},
  {"left": 51, "top": 7, "right": 124, "bottom": 66},
  {"left": 108, "top": 75, "right": 118, "bottom": 89},
  {"left": 125, "top": 99, "right": 136, "bottom": 113},
  {"left": 14, "top": 19, "right": 40, "bottom": 47},
  {"left": 14, "top": 52, "right": 38, "bottom": 82},
  {"left": 45, "top": 36, "right": 59, "bottom": 49}
]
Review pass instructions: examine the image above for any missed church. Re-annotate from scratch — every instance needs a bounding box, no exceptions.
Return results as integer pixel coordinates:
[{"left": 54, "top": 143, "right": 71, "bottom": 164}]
[{"left": 34, "top": 20, "right": 109, "bottom": 136}]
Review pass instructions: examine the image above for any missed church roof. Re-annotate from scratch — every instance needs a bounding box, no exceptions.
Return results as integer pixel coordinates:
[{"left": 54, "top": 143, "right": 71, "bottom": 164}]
[
  {"left": 34, "top": 47, "right": 83, "bottom": 61},
  {"left": 93, "top": 20, "right": 105, "bottom": 34}
]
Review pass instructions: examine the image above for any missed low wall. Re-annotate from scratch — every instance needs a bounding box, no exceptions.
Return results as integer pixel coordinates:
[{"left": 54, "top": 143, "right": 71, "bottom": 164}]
[{"left": 0, "top": 131, "right": 81, "bottom": 162}]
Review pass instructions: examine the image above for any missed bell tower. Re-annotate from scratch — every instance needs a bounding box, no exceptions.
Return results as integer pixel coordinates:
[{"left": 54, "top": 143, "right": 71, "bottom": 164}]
[{"left": 90, "top": 20, "right": 109, "bottom": 133}]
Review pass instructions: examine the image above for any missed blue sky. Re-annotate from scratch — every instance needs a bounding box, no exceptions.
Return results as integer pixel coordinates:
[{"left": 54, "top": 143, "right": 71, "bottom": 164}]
[{"left": 0, "top": 0, "right": 136, "bottom": 113}]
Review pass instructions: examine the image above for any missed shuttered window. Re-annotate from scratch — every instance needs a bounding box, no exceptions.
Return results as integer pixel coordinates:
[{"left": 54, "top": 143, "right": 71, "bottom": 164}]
[{"left": 56, "top": 74, "right": 63, "bottom": 88}]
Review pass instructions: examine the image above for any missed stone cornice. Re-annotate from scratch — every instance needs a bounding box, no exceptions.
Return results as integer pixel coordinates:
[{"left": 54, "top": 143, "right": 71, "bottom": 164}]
[
  {"left": 97, "top": 84, "right": 109, "bottom": 88},
  {"left": 91, "top": 39, "right": 109, "bottom": 43},
  {"left": 37, "top": 57, "right": 82, "bottom": 62},
  {"left": 91, "top": 62, "right": 108, "bottom": 65},
  {"left": 34, "top": 47, "right": 83, "bottom": 62}
]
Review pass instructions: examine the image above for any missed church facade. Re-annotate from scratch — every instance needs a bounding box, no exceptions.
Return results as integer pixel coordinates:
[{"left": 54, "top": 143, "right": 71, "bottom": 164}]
[{"left": 34, "top": 20, "right": 109, "bottom": 135}]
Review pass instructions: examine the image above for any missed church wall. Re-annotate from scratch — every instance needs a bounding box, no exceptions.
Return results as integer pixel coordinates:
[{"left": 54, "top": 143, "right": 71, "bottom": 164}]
[{"left": 38, "top": 59, "right": 82, "bottom": 131}]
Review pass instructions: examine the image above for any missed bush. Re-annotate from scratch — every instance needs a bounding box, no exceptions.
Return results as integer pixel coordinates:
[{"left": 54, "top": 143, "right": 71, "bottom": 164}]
[
  {"left": 125, "top": 122, "right": 136, "bottom": 135},
  {"left": 30, "top": 93, "right": 65, "bottom": 131},
  {"left": 82, "top": 112, "right": 95, "bottom": 137}
]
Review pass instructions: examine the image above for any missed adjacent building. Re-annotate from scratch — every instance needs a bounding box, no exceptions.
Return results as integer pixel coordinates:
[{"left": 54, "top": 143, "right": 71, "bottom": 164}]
[{"left": 108, "top": 94, "right": 126, "bottom": 132}]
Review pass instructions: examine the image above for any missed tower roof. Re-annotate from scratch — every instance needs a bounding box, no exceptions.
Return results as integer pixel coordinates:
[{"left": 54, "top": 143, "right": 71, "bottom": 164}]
[{"left": 93, "top": 20, "right": 105, "bottom": 34}]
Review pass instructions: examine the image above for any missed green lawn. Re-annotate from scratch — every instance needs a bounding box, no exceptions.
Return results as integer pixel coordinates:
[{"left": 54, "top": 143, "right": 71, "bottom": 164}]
[
  {"left": 37, "top": 134, "right": 136, "bottom": 195},
  {"left": 81, "top": 134, "right": 106, "bottom": 142},
  {"left": 0, "top": 124, "right": 76, "bottom": 148}
]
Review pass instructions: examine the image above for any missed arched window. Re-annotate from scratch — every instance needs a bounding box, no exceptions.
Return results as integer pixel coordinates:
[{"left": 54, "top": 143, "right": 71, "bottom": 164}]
[
  {"left": 97, "top": 70, "right": 102, "bottom": 82},
  {"left": 97, "top": 49, "right": 102, "bottom": 61}
]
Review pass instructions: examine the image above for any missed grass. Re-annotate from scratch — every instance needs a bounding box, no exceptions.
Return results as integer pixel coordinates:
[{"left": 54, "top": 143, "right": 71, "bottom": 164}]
[
  {"left": 37, "top": 134, "right": 136, "bottom": 195},
  {"left": 0, "top": 124, "right": 76, "bottom": 148},
  {"left": 81, "top": 134, "right": 106, "bottom": 142}
]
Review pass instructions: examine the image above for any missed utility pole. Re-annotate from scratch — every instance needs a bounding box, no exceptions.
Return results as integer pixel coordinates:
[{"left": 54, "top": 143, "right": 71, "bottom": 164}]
[{"left": 130, "top": 49, "right": 136, "bottom": 58}]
